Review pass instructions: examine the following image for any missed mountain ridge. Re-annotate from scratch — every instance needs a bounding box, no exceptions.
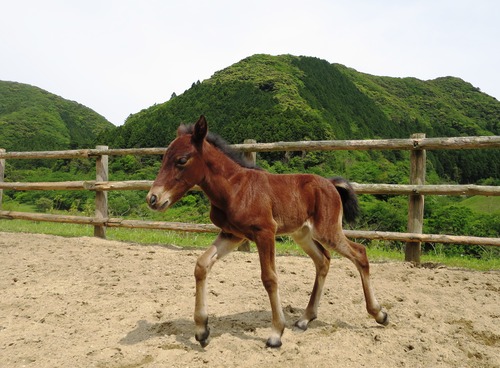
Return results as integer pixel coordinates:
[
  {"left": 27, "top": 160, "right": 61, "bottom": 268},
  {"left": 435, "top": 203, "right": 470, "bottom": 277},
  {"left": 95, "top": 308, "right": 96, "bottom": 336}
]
[{"left": 0, "top": 80, "right": 114, "bottom": 151}]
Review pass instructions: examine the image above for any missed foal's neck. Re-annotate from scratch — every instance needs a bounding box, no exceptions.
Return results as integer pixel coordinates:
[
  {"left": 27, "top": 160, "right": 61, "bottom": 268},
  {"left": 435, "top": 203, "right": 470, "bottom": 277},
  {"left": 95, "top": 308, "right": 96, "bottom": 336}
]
[{"left": 199, "top": 143, "right": 245, "bottom": 207}]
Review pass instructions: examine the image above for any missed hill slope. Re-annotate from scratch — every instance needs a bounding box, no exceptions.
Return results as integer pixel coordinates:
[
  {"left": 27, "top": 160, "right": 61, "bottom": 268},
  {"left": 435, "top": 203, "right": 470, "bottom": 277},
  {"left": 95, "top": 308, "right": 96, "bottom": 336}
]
[
  {"left": 108, "top": 54, "right": 499, "bottom": 184},
  {"left": 337, "top": 65, "right": 500, "bottom": 137},
  {"left": 458, "top": 196, "right": 500, "bottom": 215},
  {"left": 335, "top": 65, "right": 500, "bottom": 182},
  {"left": 0, "top": 81, "right": 114, "bottom": 151}
]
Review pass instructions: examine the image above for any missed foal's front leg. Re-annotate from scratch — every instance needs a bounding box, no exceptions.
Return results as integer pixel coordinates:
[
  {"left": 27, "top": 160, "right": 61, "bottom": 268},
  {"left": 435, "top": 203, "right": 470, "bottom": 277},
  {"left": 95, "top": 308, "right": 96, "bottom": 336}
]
[
  {"left": 194, "top": 232, "right": 244, "bottom": 347},
  {"left": 255, "top": 231, "right": 286, "bottom": 348}
]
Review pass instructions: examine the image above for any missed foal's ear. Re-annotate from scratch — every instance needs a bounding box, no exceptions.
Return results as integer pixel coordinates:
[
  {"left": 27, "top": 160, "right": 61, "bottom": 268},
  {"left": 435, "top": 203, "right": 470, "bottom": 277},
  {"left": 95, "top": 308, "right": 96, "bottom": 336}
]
[{"left": 192, "top": 115, "right": 208, "bottom": 148}]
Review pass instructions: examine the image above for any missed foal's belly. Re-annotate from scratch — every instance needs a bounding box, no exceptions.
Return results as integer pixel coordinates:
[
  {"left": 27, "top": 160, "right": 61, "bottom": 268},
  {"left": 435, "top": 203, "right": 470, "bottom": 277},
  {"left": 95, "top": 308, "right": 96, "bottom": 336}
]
[{"left": 274, "top": 214, "right": 310, "bottom": 235}]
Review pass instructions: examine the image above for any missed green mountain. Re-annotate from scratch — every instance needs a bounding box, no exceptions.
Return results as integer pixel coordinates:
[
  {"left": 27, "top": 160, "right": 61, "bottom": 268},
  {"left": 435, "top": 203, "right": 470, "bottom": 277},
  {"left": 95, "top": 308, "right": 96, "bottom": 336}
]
[
  {"left": 109, "top": 54, "right": 499, "bottom": 183},
  {"left": 337, "top": 66, "right": 499, "bottom": 137},
  {"left": 0, "top": 81, "right": 114, "bottom": 151}
]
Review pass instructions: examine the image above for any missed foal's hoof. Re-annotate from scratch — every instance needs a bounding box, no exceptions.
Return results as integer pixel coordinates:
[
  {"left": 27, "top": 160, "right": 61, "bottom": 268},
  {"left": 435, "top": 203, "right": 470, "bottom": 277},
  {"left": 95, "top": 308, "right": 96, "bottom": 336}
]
[
  {"left": 195, "top": 327, "right": 210, "bottom": 348},
  {"left": 294, "top": 315, "right": 316, "bottom": 331},
  {"left": 266, "top": 337, "right": 282, "bottom": 348},
  {"left": 197, "top": 338, "right": 209, "bottom": 348},
  {"left": 376, "top": 311, "right": 389, "bottom": 326},
  {"left": 293, "top": 320, "right": 309, "bottom": 331}
]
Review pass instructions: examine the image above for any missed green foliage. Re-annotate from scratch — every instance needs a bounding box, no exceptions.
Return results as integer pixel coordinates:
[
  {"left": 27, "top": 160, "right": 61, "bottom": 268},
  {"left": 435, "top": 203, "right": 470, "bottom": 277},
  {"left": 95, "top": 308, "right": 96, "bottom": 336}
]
[
  {"left": 0, "top": 81, "right": 114, "bottom": 152},
  {"left": 424, "top": 204, "right": 500, "bottom": 258},
  {"left": 358, "top": 195, "right": 408, "bottom": 232},
  {"left": 35, "top": 197, "right": 53, "bottom": 213},
  {"left": 292, "top": 57, "right": 394, "bottom": 139}
]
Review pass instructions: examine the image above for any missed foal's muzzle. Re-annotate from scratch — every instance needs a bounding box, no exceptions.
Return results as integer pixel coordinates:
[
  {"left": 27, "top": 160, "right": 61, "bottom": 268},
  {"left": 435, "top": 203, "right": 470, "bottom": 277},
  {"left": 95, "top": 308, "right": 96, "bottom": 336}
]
[
  {"left": 146, "top": 190, "right": 171, "bottom": 211},
  {"left": 148, "top": 194, "right": 158, "bottom": 207}
]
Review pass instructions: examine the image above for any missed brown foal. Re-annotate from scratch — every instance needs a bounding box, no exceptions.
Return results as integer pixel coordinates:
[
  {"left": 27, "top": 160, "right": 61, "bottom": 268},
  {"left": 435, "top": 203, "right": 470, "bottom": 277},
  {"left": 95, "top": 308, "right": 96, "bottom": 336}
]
[{"left": 147, "top": 115, "right": 388, "bottom": 348}]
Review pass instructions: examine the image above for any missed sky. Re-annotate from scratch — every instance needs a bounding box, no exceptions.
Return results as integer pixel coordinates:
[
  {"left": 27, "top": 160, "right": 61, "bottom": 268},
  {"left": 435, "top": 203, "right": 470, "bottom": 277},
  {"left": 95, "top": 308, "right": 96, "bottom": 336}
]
[{"left": 1, "top": 0, "right": 499, "bottom": 126}]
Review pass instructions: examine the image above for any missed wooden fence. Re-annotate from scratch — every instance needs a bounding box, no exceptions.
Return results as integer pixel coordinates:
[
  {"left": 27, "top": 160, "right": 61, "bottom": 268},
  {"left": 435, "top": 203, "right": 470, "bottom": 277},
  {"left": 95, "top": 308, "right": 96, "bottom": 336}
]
[{"left": 1, "top": 134, "right": 500, "bottom": 264}]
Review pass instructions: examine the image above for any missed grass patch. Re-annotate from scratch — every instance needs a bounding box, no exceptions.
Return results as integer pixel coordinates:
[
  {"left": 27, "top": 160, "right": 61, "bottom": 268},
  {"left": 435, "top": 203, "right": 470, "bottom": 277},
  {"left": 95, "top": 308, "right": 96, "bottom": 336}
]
[
  {"left": 459, "top": 195, "right": 500, "bottom": 215},
  {"left": 0, "top": 219, "right": 214, "bottom": 248},
  {"left": 420, "top": 253, "right": 499, "bottom": 271},
  {"left": 106, "top": 227, "right": 215, "bottom": 248},
  {"left": 0, "top": 219, "right": 94, "bottom": 237}
]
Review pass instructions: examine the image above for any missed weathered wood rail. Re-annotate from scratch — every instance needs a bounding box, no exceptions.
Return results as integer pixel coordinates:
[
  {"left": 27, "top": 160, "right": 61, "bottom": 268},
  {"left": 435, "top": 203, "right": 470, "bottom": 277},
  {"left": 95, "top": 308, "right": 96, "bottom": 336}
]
[
  {"left": 1, "top": 135, "right": 499, "bottom": 160},
  {"left": 1, "top": 134, "right": 500, "bottom": 264},
  {"left": 1, "top": 180, "right": 499, "bottom": 196}
]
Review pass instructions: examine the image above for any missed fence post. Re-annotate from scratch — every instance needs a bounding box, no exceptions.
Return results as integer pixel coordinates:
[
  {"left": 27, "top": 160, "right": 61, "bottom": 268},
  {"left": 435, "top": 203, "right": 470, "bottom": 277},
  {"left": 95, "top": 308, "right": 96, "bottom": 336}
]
[
  {"left": 0, "top": 149, "right": 5, "bottom": 210},
  {"left": 237, "top": 139, "right": 257, "bottom": 252},
  {"left": 243, "top": 139, "right": 257, "bottom": 166},
  {"left": 405, "top": 133, "right": 426, "bottom": 264},
  {"left": 94, "top": 145, "right": 109, "bottom": 238}
]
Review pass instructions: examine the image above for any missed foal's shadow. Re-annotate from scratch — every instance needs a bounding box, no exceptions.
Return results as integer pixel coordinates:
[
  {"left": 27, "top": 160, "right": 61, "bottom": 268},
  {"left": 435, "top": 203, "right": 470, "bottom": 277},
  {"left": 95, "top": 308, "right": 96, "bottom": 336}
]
[
  {"left": 119, "top": 307, "right": 339, "bottom": 349},
  {"left": 119, "top": 318, "right": 201, "bottom": 350}
]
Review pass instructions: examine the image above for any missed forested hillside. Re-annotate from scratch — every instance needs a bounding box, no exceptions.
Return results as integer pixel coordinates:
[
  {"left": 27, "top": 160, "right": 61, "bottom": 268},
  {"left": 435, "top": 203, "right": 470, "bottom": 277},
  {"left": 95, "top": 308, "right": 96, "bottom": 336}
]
[
  {"left": 107, "top": 54, "right": 500, "bottom": 184},
  {"left": 0, "top": 81, "right": 114, "bottom": 151}
]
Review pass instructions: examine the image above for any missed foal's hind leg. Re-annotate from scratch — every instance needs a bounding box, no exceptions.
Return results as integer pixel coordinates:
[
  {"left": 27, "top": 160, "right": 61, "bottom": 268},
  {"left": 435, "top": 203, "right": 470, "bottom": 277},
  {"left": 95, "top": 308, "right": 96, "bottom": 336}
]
[
  {"left": 291, "top": 226, "right": 331, "bottom": 331},
  {"left": 194, "top": 232, "right": 244, "bottom": 347},
  {"left": 332, "top": 235, "right": 389, "bottom": 326}
]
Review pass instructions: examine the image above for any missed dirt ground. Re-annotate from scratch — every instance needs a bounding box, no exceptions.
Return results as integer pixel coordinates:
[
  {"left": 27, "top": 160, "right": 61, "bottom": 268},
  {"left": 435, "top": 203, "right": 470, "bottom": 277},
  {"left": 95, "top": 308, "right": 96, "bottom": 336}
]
[{"left": 0, "top": 231, "right": 499, "bottom": 368}]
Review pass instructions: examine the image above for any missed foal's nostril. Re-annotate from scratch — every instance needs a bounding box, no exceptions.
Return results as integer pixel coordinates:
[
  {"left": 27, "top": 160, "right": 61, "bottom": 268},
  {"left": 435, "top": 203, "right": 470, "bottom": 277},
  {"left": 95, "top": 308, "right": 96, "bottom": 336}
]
[{"left": 149, "top": 194, "right": 158, "bottom": 207}]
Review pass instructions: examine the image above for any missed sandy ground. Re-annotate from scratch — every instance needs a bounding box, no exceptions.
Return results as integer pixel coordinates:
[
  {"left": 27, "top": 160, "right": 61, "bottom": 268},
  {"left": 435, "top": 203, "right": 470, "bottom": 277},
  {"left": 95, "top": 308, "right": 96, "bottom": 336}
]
[{"left": 0, "top": 231, "right": 499, "bottom": 368}]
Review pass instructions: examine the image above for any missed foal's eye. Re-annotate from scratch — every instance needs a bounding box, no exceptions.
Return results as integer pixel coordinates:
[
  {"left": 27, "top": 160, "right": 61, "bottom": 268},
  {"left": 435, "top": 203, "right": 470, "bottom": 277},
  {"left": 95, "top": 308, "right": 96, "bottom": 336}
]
[{"left": 176, "top": 157, "right": 188, "bottom": 167}]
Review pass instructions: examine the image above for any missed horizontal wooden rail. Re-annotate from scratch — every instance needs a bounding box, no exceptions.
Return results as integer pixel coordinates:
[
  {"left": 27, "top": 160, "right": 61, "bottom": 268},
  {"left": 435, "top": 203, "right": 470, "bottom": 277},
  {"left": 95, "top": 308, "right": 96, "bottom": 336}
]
[
  {"left": 0, "top": 180, "right": 153, "bottom": 191},
  {"left": 1, "top": 210, "right": 499, "bottom": 246},
  {"left": 1, "top": 136, "right": 499, "bottom": 160},
  {"left": 0, "top": 147, "right": 166, "bottom": 160},
  {"left": 0, "top": 210, "right": 219, "bottom": 232},
  {"left": 2, "top": 181, "right": 500, "bottom": 196},
  {"left": 351, "top": 183, "right": 500, "bottom": 196},
  {"left": 232, "top": 135, "right": 500, "bottom": 152},
  {"left": 343, "top": 230, "right": 500, "bottom": 247}
]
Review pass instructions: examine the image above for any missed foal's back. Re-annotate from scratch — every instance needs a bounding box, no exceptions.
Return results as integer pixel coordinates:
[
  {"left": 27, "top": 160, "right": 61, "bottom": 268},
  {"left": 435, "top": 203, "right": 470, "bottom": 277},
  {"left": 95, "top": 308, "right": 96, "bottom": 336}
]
[{"left": 240, "top": 169, "right": 343, "bottom": 235}]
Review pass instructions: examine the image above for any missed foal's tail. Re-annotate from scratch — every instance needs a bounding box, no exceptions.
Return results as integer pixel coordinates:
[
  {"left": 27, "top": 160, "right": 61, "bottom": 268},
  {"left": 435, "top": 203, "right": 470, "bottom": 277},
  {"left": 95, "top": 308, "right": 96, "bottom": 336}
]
[{"left": 330, "top": 177, "right": 359, "bottom": 224}]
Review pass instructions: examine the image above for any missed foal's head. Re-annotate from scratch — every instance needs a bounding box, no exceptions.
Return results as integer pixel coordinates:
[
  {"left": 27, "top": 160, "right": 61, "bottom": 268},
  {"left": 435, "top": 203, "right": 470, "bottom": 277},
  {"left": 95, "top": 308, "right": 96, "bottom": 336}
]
[{"left": 146, "top": 115, "right": 209, "bottom": 211}]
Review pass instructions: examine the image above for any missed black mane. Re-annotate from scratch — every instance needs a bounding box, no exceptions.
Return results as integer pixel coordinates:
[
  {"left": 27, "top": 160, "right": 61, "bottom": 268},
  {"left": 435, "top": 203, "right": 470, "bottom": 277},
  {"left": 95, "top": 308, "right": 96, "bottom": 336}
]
[{"left": 179, "top": 124, "right": 260, "bottom": 170}]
